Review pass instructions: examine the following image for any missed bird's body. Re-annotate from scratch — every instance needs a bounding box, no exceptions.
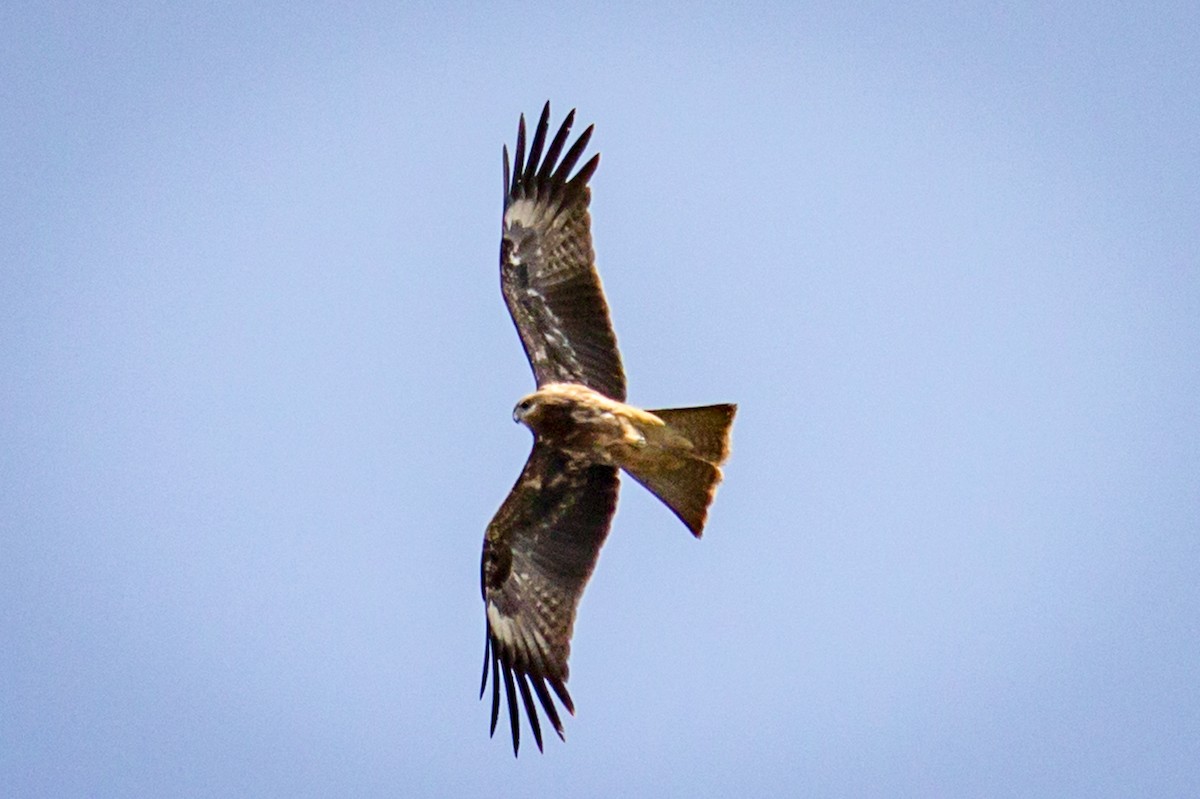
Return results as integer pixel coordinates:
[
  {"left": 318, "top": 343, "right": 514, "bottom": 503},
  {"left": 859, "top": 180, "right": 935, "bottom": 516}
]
[
  {"left": 479, "top": 104, "right": 736, "bottom": 755},
  {"left": 514, "top": 383, "right": 735, "bottom": 534},
  {"left": 514, "top": 382, "right": 666, "bottom": 465}
]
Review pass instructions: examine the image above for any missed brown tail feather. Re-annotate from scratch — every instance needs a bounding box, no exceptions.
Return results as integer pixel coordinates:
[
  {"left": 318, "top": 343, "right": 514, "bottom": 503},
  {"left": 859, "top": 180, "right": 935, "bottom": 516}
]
[
  {"left": 621, "top": 403, "right": 736, "bottom": 537},
  {"left": 648, "top": 404, "right": 737, "bottom": 464},
  {"left": 624, "top": 456, "right": 723, "bottom": 537}
]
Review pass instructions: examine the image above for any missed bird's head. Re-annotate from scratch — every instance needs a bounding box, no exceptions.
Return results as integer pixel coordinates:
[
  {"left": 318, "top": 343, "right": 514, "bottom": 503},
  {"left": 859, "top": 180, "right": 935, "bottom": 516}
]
[
  {"left": 512, "top": 392, "right": 542, "bottom": 426},
  {"left": 513, "top": 384, "right": 582, "bottom": 435}
]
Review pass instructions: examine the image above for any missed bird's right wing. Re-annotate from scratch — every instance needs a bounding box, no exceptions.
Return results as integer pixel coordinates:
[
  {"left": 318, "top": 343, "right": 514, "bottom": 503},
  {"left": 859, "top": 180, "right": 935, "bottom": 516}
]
[{"left": 479, "top": 442, "right": 620, "bottom": 755}]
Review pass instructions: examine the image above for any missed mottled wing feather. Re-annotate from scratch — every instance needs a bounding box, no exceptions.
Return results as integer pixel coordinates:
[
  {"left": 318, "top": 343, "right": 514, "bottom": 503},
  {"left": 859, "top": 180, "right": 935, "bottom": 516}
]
[
  {"left": 501, "top": 102, "right": 626, "bottom": 401},
  {"left": 480, "top": 443, "right": 620, "bottom": 755}
]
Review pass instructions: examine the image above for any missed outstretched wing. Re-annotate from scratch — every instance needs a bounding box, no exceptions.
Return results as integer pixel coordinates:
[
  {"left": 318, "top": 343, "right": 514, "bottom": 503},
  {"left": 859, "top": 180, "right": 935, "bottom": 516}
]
[
  {"left": 500, "top": 102, "right": 626, "bottom": 401},
  {"left": 480, "top": 443, "right": 620, "bottom": 755}
]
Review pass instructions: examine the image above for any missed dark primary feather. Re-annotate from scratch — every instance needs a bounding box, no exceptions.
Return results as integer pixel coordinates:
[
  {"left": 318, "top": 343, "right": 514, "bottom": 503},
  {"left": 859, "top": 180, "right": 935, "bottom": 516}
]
[
  {"left": 480, "top": 443, "right": 620, "bottom": 755},
  {"left": 500, "top": 102, "right": 626, "bottom": 401}
]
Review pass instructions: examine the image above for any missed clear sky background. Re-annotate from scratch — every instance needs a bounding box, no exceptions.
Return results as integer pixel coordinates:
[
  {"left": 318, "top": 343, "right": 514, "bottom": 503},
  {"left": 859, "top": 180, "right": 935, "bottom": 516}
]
[{"left": 3, "top": 3, "right": 1198, "bottom": 796}]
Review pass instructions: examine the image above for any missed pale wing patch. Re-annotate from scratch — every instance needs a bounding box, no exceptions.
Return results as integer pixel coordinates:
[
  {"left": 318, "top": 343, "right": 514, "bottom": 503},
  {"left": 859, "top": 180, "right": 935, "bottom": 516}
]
[
  {"left": 510, "top": 282, "right": 586, "bottom": 381},
  {"left": 504, "top": 198, "right": 555, "bottom": 230},
  {"left": 536, "top": 309, "right": 585, "bottom": 377},
  {"left": 487, "top": 602, "right": 522, "bottom": 650}
]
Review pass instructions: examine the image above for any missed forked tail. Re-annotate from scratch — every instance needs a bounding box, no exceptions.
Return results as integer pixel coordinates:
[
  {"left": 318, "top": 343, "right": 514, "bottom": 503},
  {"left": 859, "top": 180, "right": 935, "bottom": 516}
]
[{"left": 622, "top": 403, "right": 737, "bottom": 537}]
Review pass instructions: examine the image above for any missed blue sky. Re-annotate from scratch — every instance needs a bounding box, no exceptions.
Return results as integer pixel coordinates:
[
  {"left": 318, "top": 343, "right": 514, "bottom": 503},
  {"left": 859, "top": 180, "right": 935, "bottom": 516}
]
[{"left": 3, "top": 2, "right": 1198, "bottom": 796}]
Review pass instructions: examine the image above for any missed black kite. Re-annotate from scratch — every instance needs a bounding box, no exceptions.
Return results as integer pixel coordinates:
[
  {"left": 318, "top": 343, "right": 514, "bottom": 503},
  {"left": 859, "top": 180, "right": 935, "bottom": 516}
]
[{"left": 479, "top": 103, "right": 737, "bottom": 755}]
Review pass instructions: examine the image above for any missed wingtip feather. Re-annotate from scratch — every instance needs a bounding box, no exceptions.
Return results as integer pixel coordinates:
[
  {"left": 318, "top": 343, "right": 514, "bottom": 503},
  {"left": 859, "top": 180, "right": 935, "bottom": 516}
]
[
  {"left": 549, "top": 674, "right": 575, "bottom": 716},
  {"left": 480, "top": 629, "right": 491, "bottom": 699},
  {"left": 501, "top": 660, "right": 520, "bottom": 756},
  {"left": 489, "top": 646, "right": 502, "bottom": 737},
  {"left": 502, "top": 145, "right": 511, "bottom": 203},
  {"left": 516, "top": 672, "right": 545, "bottom": 753},
  {"left": 512, "top": 114, "right": 527, "bottom": 194},
  {"left": 532, "top": 677, "right": 566, "bottom": 741},
  {"left": 525, "top": 104, "right": 551, "bottom": 189},
  {"left": 536, "top": 108, "right": 576, "bottom": 184},
  {"left": 551, "top": 123, "right": 595, "bottom": 187},
  {"left": 566, "top": 152, "right": 600, "bottom": 194}
]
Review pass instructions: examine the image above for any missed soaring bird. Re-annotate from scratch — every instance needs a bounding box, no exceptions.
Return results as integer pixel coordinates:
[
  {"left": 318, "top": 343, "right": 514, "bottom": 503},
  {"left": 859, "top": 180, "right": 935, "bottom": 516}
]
[{"left": 480, "top": 103, "right": 736, "bottom": 755}]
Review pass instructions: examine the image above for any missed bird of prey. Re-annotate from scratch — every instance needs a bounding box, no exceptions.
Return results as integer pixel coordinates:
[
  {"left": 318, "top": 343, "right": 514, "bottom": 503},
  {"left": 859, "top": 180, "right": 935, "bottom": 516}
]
[{"left": 480, "top": 103, "right": 737, "bottom": 755}]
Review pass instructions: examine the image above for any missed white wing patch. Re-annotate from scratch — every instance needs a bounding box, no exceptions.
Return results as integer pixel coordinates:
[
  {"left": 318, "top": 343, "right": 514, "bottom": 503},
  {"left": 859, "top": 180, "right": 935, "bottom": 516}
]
[
  {"left": 504, "top": 198, "right": 553, "bottom": 229},
  {"left": 487, "top": 601, "right": 519, "bottom": 647}
]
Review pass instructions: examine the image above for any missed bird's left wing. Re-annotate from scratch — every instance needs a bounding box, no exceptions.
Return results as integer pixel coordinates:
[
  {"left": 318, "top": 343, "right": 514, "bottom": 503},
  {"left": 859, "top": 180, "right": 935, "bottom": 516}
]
[
  {"left": 500, "top": 102, "right": 626, "bottom": 401},
  {"left": 480, "top": 442, "right": 620, "bottom": 755}
]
